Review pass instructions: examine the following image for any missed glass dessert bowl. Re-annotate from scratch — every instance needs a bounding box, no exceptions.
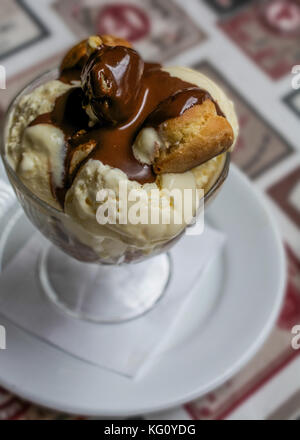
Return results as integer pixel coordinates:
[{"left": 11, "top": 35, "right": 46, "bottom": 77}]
[{"left": 0, "top": 36, "right": 238, "bottom": 323}]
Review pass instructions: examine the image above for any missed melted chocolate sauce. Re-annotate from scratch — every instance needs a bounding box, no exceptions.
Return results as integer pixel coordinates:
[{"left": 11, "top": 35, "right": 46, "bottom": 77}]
[
  {"left": 59, "top": 68, "right": 82, "bottom": 85},
  {"left": 146, "top": 88, "right": 223, "bottom": 127},
  {"left": 81, "top": 46, "right": 145, "bottom": 124},
  {"left": 30, "top": 45, "right": 225, "bottom": 207}
]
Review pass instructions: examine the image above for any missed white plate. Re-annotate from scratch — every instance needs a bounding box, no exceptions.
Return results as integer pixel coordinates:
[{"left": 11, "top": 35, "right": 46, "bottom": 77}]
[{"left": 0, "top": 165, "right": 285, "bottom": 417}]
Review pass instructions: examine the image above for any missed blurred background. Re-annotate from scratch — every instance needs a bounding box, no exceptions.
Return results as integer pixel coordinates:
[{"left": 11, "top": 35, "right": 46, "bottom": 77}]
[{"left": 0, "top": 0, "right": 299, "bottom": 420}]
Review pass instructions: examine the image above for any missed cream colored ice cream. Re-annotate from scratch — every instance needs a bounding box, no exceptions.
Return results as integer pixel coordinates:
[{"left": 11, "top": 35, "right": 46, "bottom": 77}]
[
  {"left": 65, "top": 159, "right": 199, "bottom": 253},
  {"left": 5, "top": 36, "right": 238, "bottom": 263},
  {"left": 6, "top": 80, "right": 73, "bottom": 210}
]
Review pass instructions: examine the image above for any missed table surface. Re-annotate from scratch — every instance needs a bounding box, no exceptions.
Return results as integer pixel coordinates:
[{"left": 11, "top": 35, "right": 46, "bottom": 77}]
[{"left": 0, "top": 0, "right": 299, "bottom": 420}]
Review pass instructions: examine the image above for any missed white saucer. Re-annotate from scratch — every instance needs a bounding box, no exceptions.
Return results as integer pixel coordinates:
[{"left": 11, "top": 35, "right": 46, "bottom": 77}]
[{"left": 0, "top": 165, "right": 285, "bottom": 417}]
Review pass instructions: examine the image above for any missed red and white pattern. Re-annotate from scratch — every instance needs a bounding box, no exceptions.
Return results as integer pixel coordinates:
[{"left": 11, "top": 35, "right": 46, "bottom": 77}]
[{"left": 0, "top": 0, "right": 299, "bottom": 420}]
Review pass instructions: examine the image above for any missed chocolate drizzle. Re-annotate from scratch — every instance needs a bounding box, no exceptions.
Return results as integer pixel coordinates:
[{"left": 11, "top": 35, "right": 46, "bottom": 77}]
[
  {"left": 30, "top": 45, "right": 225, "bottom": 208},
  {"left": 81, "top": 46, "right": 145, "bottom": 124},
  {"left": 146, "top": 88, "right": 223, "bottom": 127},
  {"left": 59, "top": 68, "right": 82, "bottom": 85}
]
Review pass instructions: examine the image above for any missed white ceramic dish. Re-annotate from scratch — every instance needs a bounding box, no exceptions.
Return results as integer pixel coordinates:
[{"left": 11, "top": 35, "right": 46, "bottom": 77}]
[{"left": 0, "top": 165, "right": 286, "bottom": 417}]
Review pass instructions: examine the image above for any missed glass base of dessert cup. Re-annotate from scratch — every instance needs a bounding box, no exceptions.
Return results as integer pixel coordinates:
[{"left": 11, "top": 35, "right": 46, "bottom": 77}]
[{"left": 38, "top": 242, "right": 171, "bottom": 323}]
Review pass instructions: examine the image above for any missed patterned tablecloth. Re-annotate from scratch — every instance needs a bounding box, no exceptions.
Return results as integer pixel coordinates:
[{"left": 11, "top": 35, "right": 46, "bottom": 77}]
[{"left": 0, "top": 0, "right": 299, "bottom": 420}]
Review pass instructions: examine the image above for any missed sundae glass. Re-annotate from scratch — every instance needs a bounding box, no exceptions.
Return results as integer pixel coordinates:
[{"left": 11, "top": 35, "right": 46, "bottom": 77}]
[{"left": 1, "top": 35, "right": 238, "bottom": 322}]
